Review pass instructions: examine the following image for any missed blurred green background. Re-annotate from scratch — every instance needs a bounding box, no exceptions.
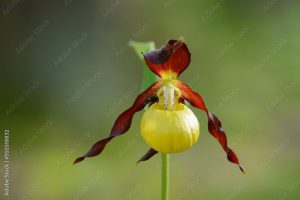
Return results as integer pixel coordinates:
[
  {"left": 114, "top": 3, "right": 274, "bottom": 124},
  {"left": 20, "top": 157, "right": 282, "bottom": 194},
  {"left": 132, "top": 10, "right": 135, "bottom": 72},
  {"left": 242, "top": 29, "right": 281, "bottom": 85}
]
[{"left": 1, "top": 0, "right": 300, "bottom": 199}]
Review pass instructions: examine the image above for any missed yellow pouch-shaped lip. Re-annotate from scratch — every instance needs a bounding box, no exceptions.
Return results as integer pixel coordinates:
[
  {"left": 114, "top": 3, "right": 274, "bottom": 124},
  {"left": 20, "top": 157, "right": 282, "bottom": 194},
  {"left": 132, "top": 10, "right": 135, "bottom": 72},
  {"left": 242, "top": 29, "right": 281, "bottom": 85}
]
[{"left": 140, "top": 103, "right": 199, "bottom": 153}]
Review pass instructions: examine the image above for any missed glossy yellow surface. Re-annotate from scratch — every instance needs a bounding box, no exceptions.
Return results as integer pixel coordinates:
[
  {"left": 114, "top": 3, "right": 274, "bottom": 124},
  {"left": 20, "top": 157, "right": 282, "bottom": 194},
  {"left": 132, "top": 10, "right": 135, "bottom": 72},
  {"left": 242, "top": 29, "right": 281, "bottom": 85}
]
[{"left": 140, "top": 103, "right": 199, "bottom": 153}]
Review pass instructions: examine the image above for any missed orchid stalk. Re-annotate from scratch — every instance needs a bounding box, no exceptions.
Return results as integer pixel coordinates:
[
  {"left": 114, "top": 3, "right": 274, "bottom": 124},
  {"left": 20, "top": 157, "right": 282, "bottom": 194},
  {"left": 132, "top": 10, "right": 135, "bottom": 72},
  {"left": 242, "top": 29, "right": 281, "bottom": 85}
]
[{"left": 129, "top": 40, "right": 170, "bottom": 200}]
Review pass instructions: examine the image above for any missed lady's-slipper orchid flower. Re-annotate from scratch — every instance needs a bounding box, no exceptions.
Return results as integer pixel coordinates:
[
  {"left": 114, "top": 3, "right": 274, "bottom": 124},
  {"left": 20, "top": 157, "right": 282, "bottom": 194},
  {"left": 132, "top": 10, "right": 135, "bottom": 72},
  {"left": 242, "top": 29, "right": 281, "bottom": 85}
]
[{"left": 74, "top": 39, "right": 244, "bottom": 173}]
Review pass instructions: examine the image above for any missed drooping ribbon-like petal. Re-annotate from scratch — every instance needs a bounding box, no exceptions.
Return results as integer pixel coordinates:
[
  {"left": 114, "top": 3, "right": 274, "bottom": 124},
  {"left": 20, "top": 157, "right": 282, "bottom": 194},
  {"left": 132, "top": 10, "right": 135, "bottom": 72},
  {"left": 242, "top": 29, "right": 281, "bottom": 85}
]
[
  {"left": 143, "top": 40, "right": 191, "bottom": 78},
  {"left": 175, "top": 80, "right": 245, "bottom": 173},
  {"left": 74, "top": 81, "right": 162, "bottom": 164},
  {"left": 137, "top": 148, "right": 158, "bottom": 163}
]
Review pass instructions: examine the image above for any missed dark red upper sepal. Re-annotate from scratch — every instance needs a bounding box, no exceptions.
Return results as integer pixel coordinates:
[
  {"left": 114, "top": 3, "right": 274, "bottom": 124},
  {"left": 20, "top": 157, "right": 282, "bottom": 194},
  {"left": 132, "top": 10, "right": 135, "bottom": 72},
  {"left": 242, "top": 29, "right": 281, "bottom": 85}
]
[
  {"left": 143, "top": 40, "right": 191, "bottom": 78},
  {"left": 74, "top": 81, "right": 162, "bottom": 164},
  {"left": 176, "top": 80, "right": 244, "bottom": 173}
]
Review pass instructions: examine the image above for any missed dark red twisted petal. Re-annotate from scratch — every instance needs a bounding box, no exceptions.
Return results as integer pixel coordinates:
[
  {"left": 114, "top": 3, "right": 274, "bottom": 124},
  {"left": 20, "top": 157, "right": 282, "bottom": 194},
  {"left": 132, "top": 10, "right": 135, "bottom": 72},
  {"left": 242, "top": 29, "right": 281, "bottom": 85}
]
[
  {"left": 175, "top": 80, "right": 244, "bottom": 173},
  {"left": 143, "top": 40, "right": 191, "bottom": 78},
  {"left": 137, "top": 148, "right": 158, "bottom": 163},
  {"left": 74, "top": 81, "right": 162, "bottom": 164},
  {"left": 208, "top": 113, "right": 245, "bottom": 173},
  {"left": 174, "top": 80, "right": 208, "bottom": 112}
]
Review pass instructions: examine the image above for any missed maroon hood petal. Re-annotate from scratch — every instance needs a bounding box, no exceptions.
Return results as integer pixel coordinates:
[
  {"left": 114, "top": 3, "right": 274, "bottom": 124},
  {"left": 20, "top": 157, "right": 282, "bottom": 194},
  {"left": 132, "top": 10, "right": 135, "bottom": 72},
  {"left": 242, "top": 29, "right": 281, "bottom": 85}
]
[
  {"left": 175, "top": 80, "right": 245, "bottom": 173},
  {"left": 143, "top": 40, "right": 191, "bottom": 78},
  {"left": 74, "top": 81, "right": 162, "bottom": 164}
]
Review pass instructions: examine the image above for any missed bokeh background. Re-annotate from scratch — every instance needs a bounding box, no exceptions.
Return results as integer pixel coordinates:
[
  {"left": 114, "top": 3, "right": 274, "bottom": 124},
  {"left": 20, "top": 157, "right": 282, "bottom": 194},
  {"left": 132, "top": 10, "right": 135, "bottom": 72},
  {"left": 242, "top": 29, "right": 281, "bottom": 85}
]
[{"left": 1, "top": 0, "right": 300, "bottom": 199}]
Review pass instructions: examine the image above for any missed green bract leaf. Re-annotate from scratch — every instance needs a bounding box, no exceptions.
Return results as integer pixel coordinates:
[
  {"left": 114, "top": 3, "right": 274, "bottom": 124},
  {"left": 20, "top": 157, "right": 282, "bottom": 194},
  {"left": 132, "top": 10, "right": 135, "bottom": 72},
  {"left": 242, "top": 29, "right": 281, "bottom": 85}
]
[{"left": 129, "top": 40, "right": 158, "bottom": 91}]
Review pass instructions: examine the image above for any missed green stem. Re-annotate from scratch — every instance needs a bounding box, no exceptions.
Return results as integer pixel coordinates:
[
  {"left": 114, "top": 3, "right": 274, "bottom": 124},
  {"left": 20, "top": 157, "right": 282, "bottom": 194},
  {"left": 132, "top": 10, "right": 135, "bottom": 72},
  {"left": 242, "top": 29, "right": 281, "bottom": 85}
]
[
  {"left": 129, "top": 40, "right": 168, "bottom": 199},
  {"left": 161, "top": 153, "right": 169, "bottom": 200}
]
